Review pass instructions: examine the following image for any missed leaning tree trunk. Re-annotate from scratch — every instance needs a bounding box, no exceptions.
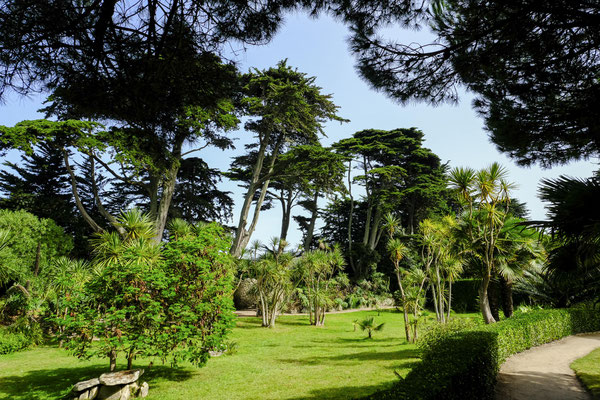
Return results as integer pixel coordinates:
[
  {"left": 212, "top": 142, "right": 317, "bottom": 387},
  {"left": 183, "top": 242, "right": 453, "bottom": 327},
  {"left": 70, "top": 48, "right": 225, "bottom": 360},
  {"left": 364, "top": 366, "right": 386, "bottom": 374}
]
[
  {"left": 232, "top": 135, "right": 282, "bottom": 257},
  {"left": 479, "top": 274, "right": 497, "bottom": 324}
]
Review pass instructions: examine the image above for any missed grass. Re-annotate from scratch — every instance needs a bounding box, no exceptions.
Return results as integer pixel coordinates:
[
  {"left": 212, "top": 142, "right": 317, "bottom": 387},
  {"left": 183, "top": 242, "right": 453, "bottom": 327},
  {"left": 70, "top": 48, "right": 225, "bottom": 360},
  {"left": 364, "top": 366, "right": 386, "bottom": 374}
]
[
  {"left": 571, "top": 347, "right": 600, "bottom": 399},
  {"left": 0, "top": 310, "right": 425, "bottom": 400}
]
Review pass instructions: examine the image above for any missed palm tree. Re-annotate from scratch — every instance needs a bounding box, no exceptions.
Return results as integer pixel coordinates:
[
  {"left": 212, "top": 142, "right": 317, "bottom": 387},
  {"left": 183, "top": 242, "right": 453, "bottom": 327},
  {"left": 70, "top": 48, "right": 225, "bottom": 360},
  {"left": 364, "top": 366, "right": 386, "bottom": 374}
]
[
  {"left": 494, "top": 218, "right": 545, "bottom": 317},
  {"left": 91, "top": 209, "right": 161, "bottom": 270},
  {"left": 450, "top": 163, "right": 514, "bottom": 324},
  {"left": 533, "top": 174, "right": 600, "bottom": 304},
  {"left": 300, "top": 247, "right": 345, "bottom": 326},
  {"left": 357, "top": 316, "right": 385, "bottom": 339},
  {"left": 88, "top": 208, "right": 160, "bottom": 369},
  {"left": 387, "top": 237, "right": 411, "bottom": 340}
]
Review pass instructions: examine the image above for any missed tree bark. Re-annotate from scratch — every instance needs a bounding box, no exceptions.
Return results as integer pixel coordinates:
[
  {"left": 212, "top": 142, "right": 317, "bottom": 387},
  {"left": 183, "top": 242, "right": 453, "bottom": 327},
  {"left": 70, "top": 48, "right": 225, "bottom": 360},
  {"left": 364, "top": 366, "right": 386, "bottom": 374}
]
[
  {"left": 231, "top": 134, "right": 282, "bottom": 257},
  {"left": 304, "top": 190, "right": 319, "bottom": 250},
  {"left": 127, "top": 351, "right": 134, "bottom": 369},
  {"left": 279, "top": 189, "right": 293, "bottom": 242},
  {"left": 33, "top": 242, "right": 41, "bottom": 277},
  {"left": 154, "top": 162, "right": 179, "bottom": 241},
  {"left": 347, "top": 160, "right": 355, "bottom": 275},
  {"left": 368, "top": 205, "right": 383, "bottom": 250},
  {"left": 395, "top": 268, "right": 411, "bottom": 342},
  {"left": 89, "top": 155, "right": 126, "bottom": 237},
  {"left": 479, "top": 274, "right": 497, "bottom": 324},
  {"left": 109, "top": 349, "right": 117, "bottom": 371},
  {"left": 447, "top": 280, "right": 453, "bottom": 321},
  {"left": 63, "top": 150, "right": 103, "bottom": 233},
  {"left": 488, "top": 278, "right": 501, "bottom": 321}
]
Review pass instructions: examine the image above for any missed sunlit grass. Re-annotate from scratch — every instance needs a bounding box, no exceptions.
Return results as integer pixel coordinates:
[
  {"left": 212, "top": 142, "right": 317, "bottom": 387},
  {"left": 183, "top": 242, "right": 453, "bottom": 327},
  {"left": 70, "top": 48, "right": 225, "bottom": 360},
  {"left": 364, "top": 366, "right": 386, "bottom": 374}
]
[
  {"left": 571, "top": 347, "right": 600, "bottom": 398},
  {"left": 0, "top": 310, "right": 480, "bottom": 400}
]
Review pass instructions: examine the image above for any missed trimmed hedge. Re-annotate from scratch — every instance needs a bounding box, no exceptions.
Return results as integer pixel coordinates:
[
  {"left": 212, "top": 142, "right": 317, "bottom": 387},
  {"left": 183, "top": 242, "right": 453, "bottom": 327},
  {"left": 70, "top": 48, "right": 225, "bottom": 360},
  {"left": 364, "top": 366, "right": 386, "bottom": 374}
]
[
  {"left": 363, "top": 307, "right": 600, "bottom": 400},
  {"left": 0, "top": 328, "right": 31, "bottom": 355}
]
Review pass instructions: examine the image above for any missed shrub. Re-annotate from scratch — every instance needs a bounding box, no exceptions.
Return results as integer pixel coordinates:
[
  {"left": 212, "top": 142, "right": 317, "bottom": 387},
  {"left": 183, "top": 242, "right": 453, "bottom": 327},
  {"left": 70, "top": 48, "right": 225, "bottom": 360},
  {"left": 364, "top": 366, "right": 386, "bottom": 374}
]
[
  {"left": 0, "top": 328, "right": 31, "bottom": 355},
  {"left": 59, "top": 219, "right": 236, "bottom": 371},
  {"left": 363, "top": 306, "right": 600, "bottom": 400}
]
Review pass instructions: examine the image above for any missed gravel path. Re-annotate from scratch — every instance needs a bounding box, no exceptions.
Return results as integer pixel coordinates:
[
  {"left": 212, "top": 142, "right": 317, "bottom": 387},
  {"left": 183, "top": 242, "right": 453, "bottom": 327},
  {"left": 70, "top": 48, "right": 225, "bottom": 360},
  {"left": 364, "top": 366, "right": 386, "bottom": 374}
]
[{"left": 495, "top": 333, "right": 600, "bottom": 400}]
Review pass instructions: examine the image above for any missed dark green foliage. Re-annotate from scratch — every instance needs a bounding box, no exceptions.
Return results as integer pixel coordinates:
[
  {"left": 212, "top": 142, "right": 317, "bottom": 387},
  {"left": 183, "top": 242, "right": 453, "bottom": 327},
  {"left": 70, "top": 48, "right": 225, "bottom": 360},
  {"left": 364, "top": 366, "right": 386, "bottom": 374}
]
[
  {"left": 59, "top": 221, "right": 235, "bottom": 368},
  {"left": 231, "top": 61, "right": 346, "bottom": 256},
  {"left": 0, "top": 143, "right": 94, "bottom": 256},
  {"left": 170, "top": 157, "right": 234, "bottom": 223},
  {"left": 364, "top": 307, "right": 600, "bottom": 400},
  {"left": 334, "top": 128, "right": 450, "bottom": 237},
  {"left": 329, "top": 0, "right": 600, "bottom": 166},
  {"left": 530, "top": 174, "right": 600, "bottom": 305},
  {"left": 158, "top": 223, "right": 236, "bottom": 364},
  {"left": 447, "top": 279, "right": 480, "bottom": 313},
  {"left": 0, "top": 1, "right": 281, "bottom": 100},
  {"left": 0, "top": 209, "right": 72, "bottom": 286},
  {"left": 0, "top": 327, "right": 30, "bottom": 355}
]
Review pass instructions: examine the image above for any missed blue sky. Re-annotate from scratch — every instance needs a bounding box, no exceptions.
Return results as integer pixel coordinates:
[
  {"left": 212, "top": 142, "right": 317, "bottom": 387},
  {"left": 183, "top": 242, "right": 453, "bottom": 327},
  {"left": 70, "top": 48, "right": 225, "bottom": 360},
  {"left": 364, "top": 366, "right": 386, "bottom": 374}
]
[{"left": 1, "top": 12, "right": 597, "bottom": 248}]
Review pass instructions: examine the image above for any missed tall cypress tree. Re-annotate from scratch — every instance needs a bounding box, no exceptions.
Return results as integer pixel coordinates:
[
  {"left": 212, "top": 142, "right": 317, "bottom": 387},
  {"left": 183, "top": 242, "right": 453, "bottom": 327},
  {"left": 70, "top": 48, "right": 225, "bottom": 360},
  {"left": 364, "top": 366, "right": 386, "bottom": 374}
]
[{"left": 0, "top": 143, "right": 92, "bottom": 256}]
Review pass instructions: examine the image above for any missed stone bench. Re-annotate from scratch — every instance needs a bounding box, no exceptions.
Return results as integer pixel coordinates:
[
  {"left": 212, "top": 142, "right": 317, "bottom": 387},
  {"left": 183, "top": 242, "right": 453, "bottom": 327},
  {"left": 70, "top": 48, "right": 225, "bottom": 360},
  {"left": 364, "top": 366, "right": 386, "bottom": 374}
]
[{"left": 72, "top": 369, "right": 149, "bottom": 400}]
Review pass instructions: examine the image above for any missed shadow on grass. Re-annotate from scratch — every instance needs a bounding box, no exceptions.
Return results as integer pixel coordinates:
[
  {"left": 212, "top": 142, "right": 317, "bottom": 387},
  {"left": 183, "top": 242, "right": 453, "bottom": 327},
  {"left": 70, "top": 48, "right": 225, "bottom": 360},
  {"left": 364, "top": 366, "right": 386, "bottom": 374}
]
[
  {"left": 302, "top": 337, "right": 406, "bottom": 347},
  {"left": 235, "top": 318, "right": 311, "bottom": 330},
  {"left": 283, "top": 381, "right": 397, "bottom": 400},
  {"left": 278, "top": 348, "right": 420, "bottom": 366},
  {"left": 0, "top": 364, "right": 193, "bottom": 400}
]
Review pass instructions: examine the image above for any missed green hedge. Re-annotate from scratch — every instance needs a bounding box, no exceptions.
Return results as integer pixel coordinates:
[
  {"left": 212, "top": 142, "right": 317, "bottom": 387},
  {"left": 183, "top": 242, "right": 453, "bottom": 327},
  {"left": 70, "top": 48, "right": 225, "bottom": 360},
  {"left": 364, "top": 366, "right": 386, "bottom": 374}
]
[
  {"left": 0, "top": 328, "right": 31, "bottom": 355},
  {"left": 363, "top": 307, "right": 600, "bottom": 400}
]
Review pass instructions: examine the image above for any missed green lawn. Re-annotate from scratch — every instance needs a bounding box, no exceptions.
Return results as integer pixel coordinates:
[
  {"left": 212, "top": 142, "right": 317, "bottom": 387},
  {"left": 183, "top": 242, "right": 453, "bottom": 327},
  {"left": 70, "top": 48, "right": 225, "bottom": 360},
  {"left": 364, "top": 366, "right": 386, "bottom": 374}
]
[
  {"left": 571, "top": 347, "right": 600, "bottom": 399},
  {"left": 0, "top": 310, "right": 434, "bottom": 400}
]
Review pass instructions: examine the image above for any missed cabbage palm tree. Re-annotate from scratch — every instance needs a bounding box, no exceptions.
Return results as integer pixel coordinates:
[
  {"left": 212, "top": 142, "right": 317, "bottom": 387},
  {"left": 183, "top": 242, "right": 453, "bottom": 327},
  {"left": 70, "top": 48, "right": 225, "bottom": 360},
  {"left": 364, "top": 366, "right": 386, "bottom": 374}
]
[
  {"left": 387, "top": 237, "right": 411, "bottom": 340},
  {"left": 300, "top": 246, "right": 345, "bottom": 326},
  {"left": 450, "top": 163, "right": 514, "bottom": 324}
]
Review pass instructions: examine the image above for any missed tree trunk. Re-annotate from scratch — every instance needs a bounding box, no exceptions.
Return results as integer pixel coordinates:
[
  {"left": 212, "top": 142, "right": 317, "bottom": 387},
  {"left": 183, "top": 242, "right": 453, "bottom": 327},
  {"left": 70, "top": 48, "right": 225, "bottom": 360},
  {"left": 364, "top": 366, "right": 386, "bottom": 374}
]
[
  {"left": 232, "top": 134, "right": 282, "bottom": 257},
  {"left": 154, "top": 161, "right": 179, "bottom": 242},
  {"left": 396, "top": 269, "right": 411, "bottom": 342},
  {"left": 127, "top": 352, "right": 134, "bottom": 369},
  {"left": 368, "top": 205, "right": 383, "bottom": 251},
  {"left": 447, "top": 280, "right": 453, "bottom": 321},
  {"left": 63, "top": 150, "right": 103, "bottom": 233},
  {"left": 488, "top": 278, "right": 501, "bottom": 321},
  {"left": 500, "top": 276, "right": 514, "bottom": 318},
  {"left": 435, "top": 266, "right": 445, "bottom": 323},
  {"left": 89, "top": 155, "right": 126, "bottom": 237},
  {"left": 109, "top": 350, "right": 117, "bottom": 372},
  {"left": 479, "top": 274, "right": 497, "bottom": 324},
  {"left": 304, "top": 191, "right": 319, "bottom": 250},
  {"left": 407, "top": 197, "right": 416, "bottom": 235},
  {"left": 346, "top": 161, "right": 355, "bottom": 275},
  {"left": 279, "top": 189, "right": 293, "bottom": 242},
  {"left": 362, "top": 200, "right": 373, "bottom": 246},
  {"left": 430, "top": 280, "right": 440, "bottom": 322},
  {"left": 33, "top": 242, "right": 41, "bottom": 276}
]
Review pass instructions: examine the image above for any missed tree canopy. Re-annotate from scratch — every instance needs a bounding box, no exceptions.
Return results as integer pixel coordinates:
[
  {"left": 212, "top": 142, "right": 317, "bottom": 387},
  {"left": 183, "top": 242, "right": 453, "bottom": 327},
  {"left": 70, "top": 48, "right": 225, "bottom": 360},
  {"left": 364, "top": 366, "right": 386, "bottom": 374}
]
[{"left": 326, "top": 0, "right": 600, "bottom": 166}]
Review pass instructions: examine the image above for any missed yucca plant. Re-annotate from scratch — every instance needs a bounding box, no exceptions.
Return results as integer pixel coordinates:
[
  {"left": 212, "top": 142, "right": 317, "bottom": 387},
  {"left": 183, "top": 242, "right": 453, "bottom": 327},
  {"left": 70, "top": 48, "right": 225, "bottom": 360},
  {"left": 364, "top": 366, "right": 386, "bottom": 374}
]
[{"left": 357, "top": 316, "right": 385, "bottom": 339}]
